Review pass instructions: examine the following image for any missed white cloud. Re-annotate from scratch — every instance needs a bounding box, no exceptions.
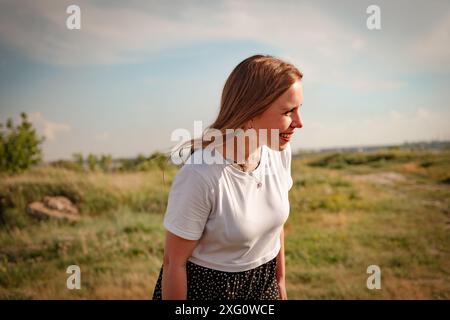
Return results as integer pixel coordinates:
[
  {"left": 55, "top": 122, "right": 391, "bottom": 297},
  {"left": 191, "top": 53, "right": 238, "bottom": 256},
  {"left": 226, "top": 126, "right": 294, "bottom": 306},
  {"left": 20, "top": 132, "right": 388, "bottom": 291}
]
[
  {"left": 296, "top": 107, "right": 450, "bottom": 149},
  {"left": 409, "top": 12, "right": 450, "bottom": 73},
  {"left": 1, "top": 0, "right": 443, "bottom": 89},
  {"left": 94, "top": 131, "right": 110, "bottom": 141},
  {"left": 29, "top": 112, "right": 71, "bottom": 141},
  {"left": 345, "top": 80, "right": 408, "bottom": 91},
  {"left": 0, "top": 0, "right": 376, "bottom": 68}
]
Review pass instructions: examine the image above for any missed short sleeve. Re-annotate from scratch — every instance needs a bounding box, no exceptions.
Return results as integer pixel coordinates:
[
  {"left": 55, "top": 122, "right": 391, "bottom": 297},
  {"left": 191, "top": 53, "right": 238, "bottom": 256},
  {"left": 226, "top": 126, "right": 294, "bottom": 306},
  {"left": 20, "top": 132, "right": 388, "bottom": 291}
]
[
  {"left": 163, "top": 164, "right": 213, "bottom": 240},
  {"left": 281, "top": 143, "right": 294, "bottom": 191}
]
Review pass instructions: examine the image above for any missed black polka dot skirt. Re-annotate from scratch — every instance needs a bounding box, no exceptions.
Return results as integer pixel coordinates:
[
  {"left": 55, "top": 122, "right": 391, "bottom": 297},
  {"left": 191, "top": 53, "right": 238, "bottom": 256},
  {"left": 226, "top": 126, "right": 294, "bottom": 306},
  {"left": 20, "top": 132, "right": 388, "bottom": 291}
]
[{"left": 152, "top": 257, "right": 280, "bottom": 300}]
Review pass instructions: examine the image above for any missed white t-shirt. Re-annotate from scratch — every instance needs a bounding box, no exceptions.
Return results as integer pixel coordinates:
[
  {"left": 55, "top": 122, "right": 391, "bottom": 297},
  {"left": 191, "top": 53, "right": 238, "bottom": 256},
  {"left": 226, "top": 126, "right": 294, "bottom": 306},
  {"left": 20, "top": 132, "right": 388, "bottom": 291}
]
[{"left": 163, "top": 143, "right": 293, "bottom": 272}]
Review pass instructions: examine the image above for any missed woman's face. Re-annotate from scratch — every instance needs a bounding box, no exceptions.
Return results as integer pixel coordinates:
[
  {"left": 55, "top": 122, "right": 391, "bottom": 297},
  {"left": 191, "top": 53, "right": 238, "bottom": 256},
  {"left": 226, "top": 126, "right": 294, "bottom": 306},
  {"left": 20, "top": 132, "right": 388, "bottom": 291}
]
[{"left": 252, "top": 80, "right": 303, "bottom": 151}]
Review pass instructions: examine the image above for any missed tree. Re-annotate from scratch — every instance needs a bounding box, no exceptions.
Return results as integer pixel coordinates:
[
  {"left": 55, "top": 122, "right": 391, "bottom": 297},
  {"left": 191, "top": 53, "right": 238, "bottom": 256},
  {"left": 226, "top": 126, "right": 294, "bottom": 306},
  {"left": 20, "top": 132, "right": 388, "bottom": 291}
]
[
  {"left": 72, "top": 152, "right": 84, "bottom": 171},
  {"left": 99, "top": 154, "right": 113, "bottom": 172},
  {"left": 87, "top": 153, "right": 98, "bottom": 171},
  {"left": 0, "top": 112, "right": 44, "bottom": 173},
  {"left": 149, "top": 151, "right": 170, "bottom": 171}
]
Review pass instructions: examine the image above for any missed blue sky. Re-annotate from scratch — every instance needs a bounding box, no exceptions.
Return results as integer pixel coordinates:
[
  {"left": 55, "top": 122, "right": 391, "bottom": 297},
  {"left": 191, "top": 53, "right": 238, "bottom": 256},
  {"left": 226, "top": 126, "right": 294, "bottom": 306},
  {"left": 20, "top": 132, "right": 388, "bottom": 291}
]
[{"left": 0, "top": 0, "right": 449, "bottom": 160}]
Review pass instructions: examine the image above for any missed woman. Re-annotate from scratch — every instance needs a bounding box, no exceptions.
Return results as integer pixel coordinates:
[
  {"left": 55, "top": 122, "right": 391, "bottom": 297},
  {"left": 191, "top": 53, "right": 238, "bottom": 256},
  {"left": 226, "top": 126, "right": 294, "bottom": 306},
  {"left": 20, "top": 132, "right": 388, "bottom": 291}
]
[{"left": 152, "top": 54, "right": 303, "bottom": 300}]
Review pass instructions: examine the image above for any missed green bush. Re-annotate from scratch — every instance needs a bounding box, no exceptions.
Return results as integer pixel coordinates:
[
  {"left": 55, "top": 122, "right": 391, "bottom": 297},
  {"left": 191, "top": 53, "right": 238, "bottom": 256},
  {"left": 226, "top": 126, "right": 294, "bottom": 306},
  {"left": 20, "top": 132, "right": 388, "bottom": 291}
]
[{"left": 0, "top": 113, "right": 44, "bottom": 174}]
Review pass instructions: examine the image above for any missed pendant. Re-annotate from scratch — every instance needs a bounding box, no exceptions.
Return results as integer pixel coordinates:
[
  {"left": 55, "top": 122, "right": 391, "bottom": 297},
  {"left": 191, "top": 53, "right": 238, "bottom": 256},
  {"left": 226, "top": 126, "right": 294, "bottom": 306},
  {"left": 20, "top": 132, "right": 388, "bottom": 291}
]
[{"left": 257, "top": 182, "right": 262, "bottom": 188}]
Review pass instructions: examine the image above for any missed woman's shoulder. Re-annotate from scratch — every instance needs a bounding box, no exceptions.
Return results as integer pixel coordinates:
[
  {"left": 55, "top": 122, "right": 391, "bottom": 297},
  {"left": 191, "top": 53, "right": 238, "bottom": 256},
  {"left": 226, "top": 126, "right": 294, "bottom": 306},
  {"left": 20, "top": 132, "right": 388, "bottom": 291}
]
[
  {"left": 176, "top": 148, "right": 223, "bottom": 183},
  {"left": 280, "top": 142, "right": 292, "bottom": 160},
  {"left": 265, "top": 143, "right": 291, "bottom": 169}
]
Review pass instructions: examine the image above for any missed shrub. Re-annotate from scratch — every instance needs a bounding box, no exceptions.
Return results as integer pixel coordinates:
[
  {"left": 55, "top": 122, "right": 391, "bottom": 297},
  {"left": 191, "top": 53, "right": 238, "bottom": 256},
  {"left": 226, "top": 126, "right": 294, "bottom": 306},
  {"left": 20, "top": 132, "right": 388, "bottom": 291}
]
[{"left": 0, "top": 113, "right": 44, "bottom": 174}]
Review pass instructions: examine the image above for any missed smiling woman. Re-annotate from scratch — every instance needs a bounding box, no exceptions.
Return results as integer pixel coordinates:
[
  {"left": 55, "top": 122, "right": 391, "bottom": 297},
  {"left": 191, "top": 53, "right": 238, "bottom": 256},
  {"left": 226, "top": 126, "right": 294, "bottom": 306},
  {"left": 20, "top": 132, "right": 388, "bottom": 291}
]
[
  {"left": 152, "top": 54, "right": 303, "bottom": 300},
  {"left": 250, "top": 80, "right": 303, "bottom": 146}
]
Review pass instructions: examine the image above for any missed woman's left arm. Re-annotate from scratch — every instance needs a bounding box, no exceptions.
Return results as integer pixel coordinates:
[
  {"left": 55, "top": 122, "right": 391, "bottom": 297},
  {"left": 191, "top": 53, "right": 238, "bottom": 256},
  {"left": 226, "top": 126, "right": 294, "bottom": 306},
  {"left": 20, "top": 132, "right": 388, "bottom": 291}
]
[{"left": 276, "top": 226, "right": 288, "bottom": 300}]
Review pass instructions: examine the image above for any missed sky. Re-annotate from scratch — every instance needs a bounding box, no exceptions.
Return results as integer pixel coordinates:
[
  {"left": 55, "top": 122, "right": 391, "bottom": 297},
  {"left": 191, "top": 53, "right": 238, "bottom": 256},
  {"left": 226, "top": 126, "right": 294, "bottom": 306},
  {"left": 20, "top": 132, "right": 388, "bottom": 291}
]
[{"left": 0, "top": 0, "right": 449, "bottom": 161}]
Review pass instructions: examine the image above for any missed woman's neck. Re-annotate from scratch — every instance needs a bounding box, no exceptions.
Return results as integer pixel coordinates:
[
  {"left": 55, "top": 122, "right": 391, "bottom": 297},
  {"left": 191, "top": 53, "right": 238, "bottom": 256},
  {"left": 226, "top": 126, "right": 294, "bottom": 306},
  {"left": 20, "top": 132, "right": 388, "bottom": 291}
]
[{"left": 219, "top": 135, "right": 261, "bottom": 171}]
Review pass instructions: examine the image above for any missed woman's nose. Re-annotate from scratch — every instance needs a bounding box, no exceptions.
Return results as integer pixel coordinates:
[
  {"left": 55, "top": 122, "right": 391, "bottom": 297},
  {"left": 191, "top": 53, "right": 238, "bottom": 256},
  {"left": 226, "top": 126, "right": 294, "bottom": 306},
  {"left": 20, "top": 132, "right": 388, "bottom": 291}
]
[{"left": 292, "top": 112, "right": 303, "bottom": 129}]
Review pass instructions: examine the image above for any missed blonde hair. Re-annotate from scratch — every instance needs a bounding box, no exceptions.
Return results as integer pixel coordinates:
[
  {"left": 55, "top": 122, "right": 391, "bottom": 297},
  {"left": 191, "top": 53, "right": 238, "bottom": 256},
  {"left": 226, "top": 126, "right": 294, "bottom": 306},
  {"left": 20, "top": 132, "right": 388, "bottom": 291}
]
[{"left": 172, "top": 54, "right": 303, "bottom": 163}]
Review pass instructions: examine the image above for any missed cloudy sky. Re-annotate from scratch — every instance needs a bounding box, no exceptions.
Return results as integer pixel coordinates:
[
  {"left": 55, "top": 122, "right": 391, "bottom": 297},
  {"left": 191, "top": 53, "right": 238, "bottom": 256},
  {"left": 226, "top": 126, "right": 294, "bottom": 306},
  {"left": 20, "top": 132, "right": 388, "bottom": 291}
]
[{"left": 0, "top": 0, "right": 449, "bottom": 160}]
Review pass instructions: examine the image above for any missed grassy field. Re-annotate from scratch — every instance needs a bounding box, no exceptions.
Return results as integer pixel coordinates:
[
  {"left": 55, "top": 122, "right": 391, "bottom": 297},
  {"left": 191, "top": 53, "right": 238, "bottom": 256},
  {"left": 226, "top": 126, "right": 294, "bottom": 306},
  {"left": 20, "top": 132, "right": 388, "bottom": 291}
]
[{"left": 0, "top": 148, "right": 449, "bottom": 299}]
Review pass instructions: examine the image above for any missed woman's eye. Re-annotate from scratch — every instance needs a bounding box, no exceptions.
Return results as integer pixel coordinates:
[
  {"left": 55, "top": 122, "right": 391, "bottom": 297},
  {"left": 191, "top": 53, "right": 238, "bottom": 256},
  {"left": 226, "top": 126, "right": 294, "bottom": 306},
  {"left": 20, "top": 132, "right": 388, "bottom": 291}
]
[{"left": 284, "top": 111, "right": 292, "bottom": 115}]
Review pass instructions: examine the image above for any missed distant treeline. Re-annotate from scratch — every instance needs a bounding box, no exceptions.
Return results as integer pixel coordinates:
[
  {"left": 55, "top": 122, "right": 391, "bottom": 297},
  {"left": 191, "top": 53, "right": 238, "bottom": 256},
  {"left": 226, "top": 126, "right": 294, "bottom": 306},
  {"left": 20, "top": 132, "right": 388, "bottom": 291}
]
[
  {"left": 296, "top": 140, "right": 450, "bottom": 157},
  {"left": 3, "top": 112, "right": 448, "bottom": 174},
  {"left": 50, "top": 152, "right": 172, "bottom": 172}
]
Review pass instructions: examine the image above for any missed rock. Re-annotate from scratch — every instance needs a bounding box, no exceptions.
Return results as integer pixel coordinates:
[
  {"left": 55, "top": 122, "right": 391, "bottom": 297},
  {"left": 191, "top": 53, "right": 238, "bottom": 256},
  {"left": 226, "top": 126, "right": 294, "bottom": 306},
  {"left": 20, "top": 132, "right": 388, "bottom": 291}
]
[
  {"left": 27, "top": 196, "right": 80, "bottom": 222},
  {"left": 43, "top": 196, "right": 79, "bottom": 215}
]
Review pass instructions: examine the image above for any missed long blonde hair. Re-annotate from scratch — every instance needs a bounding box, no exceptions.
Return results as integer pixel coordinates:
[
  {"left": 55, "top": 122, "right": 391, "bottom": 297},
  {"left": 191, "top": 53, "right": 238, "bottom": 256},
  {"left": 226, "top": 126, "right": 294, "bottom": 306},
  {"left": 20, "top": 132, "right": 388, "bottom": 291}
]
[{"left": 172, "top": 54, "right": 303, "bottom": 163}]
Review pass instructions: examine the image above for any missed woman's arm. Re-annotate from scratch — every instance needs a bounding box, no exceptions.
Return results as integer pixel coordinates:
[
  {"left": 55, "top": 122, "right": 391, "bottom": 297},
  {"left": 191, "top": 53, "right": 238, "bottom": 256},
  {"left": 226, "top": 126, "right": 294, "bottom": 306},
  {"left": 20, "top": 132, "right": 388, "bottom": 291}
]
[
  {"left": 276, "top": 226, "right": 288, "bottom": 300},
  {"left": 161, "top": 231, "right": 199, "bottom": 300}
]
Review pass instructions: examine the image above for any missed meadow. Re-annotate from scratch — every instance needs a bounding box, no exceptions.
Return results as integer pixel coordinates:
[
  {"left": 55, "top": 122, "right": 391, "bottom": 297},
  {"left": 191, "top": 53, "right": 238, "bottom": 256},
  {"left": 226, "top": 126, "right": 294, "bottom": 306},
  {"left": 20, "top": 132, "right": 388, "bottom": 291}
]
[{"left": 0, "top": 147, "right": 449, "bottom": 299}]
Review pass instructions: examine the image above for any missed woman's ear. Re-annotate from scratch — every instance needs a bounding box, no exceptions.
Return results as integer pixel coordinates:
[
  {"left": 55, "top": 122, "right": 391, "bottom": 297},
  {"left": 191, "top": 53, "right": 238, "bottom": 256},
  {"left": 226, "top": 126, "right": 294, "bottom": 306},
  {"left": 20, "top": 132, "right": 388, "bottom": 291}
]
[{"left": 244, "top": 119, "right": 254, "bottom": 130}]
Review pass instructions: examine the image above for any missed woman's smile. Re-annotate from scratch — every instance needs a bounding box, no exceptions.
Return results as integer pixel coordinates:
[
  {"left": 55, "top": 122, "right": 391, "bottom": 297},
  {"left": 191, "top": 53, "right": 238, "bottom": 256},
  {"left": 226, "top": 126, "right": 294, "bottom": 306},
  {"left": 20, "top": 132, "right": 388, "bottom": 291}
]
[{"left": 279, "top": 131, "right": 294, "bottom": 143}]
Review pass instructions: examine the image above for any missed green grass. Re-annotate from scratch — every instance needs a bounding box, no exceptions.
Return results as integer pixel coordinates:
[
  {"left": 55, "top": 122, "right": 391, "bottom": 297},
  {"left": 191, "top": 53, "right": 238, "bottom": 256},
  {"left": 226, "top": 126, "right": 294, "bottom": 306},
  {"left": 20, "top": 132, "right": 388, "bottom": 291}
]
[
  {"left": 0, "top": 149, "right": 449, "bottom": 299},
  {"left": 0, "top": 208, "right": 165, "bottom": 299}
]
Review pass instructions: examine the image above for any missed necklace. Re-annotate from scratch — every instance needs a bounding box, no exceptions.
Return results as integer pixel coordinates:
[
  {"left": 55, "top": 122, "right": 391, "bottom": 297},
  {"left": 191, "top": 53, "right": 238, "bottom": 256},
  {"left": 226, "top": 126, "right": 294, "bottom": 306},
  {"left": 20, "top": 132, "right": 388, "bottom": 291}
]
[
  {"left": 218, "top": 144, "right": 264, "bottom": 188},
  {"left": 250, "top": 170, "right": 263, "bottom": 189},
  {"left": 234, "top": 161, "right": 258, "bottom": 172},
  {"left": 232, "top": 160, "right": 263, "bottom": 188}
]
